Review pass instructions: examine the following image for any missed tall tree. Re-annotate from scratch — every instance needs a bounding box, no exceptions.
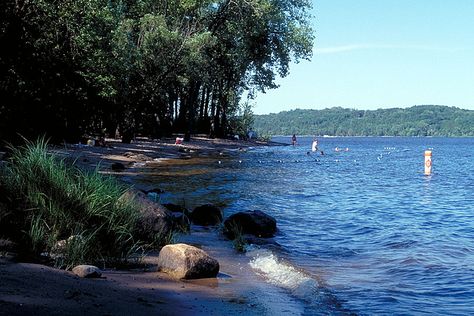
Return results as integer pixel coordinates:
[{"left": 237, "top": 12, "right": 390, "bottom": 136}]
[{"left": 0, "top": 0, "right": 314, "bottom": 143}]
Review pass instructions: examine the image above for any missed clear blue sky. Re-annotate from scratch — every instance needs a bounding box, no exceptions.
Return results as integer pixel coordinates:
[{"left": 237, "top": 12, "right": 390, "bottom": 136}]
[{"left": 253, "top": 0, "right": 474, "bottom": 114}]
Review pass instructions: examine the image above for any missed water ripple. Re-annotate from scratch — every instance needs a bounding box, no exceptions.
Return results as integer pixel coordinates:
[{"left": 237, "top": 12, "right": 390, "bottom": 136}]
[{"left": 142, "top": 137, "right": 474, "bottom": 314}]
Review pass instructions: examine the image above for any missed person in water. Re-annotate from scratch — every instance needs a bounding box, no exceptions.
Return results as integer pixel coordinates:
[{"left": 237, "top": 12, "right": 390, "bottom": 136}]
[
  {"left": 292, "top": 134, "right": 297, "bottom": 146},
  {"left": 311, "top": 138, "right": 318, "bottom": 152}
]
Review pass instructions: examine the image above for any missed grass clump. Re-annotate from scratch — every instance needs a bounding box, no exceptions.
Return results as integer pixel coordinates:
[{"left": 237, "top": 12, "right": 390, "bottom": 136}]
[
  {"left": 0, "top": 138, "right": 153, "bottom": 269},
  {"left": 225, "top": 222, "right": 247, "bottom": 253}
]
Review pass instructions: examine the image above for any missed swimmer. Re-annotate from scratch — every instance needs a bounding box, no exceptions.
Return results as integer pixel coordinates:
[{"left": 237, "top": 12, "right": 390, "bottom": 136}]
[{"left": 311, "top": 138, "right": 318, "bottom": 152}]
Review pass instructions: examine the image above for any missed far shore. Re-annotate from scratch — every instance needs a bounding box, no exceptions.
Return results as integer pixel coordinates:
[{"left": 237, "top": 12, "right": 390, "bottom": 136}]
[{"left": 0, "top": 136, "right": 288, "bottom": 316}]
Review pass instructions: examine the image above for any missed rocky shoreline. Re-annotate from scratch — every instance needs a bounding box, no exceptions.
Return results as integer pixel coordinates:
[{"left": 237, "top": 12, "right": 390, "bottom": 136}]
[{"left": 0, "top": 136, "right": 287, "bottom": 315}]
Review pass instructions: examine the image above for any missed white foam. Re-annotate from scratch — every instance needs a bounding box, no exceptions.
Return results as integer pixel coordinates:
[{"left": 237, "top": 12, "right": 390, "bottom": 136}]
[
  {"left": 247, "top": 248, "right": 348, "bottom": 314},
  {"left": 247, "top": 248, "right": 318, "bottom": 294}
]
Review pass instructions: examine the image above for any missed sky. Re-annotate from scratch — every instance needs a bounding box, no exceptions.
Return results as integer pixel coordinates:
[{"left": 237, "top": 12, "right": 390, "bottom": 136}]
[{"left": 252, "top": 0, "right": 474, "bottom": 114}]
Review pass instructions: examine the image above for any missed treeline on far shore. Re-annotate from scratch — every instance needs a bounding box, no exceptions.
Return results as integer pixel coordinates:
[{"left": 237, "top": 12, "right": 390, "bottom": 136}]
[{"left": 253, "top": 105, "right": 474, "bottom": 137}]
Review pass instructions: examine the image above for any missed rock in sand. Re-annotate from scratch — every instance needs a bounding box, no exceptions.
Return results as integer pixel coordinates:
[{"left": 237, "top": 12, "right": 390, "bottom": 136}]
[
  {"left": 72, "top": 265, "right": 101, "bottom": 278},
  {"left": 157, "top": 243, "right": 219, "bottom": 279},
  {"left": 118, "top": 190, "right": 173, "bottom": 242}
]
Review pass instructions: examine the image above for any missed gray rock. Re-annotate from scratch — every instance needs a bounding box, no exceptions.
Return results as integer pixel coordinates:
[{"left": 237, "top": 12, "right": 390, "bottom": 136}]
[
  {"left": 72, "top": 265, "right": 101, "bottom": 278},
  {"left": 190, "top": 204, "right": 223, "bottom": 226},
  {"left": 223, "top": 210, "right": 277, "bottom": 238},
  {"left": 119, "top": 190, "right": 173, "bottom": 242},
  {"left": 157, "top": 243, "right": 219, "bottom": 279}
]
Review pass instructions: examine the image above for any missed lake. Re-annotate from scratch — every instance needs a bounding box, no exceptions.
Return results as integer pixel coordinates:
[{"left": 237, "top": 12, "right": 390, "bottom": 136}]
[{"left": 142, "top": 137, "right": 474, "bottom": 315}]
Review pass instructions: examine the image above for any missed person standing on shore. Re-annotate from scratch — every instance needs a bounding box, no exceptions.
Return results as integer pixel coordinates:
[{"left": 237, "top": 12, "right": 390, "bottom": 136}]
[{"left": 292, "top": 134, "right": 297, "bottom": 146}]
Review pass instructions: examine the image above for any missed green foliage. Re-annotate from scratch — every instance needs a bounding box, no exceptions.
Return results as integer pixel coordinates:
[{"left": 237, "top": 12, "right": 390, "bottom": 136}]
[
  {"left": 224, "top": 221, "right": 247, "bottom": 253},
  {"left": 253, "top": 105, "right": 474, "bottom": 137},
  {"left": 228, "top": 101, "right": 255, "bottom": 137},
  {"left": 0, "top": 0, "right": 314, "bottom": 142},
  {"left": 0, "top": 138, "right": 154, "bottom": 268}
]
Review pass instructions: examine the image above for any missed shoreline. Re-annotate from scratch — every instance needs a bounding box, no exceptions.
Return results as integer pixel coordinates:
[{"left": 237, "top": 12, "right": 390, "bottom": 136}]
[
  {"left": 53, "top": 136, "right": 283, "bottom": 174},
  {"left": 1, "top": 136, "right": 299, "bottom": 315}
]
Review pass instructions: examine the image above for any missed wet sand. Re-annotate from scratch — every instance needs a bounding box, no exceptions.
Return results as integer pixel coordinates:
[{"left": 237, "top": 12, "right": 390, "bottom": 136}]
[
  {"left": 0, "top": 256, "right": 264, "bottom": 316},
  {"left": 52, "top": 136, "right": 276, "bottom": 174},
  {"left": 0, "top": 137, "right": 301, "bottom": 316}
]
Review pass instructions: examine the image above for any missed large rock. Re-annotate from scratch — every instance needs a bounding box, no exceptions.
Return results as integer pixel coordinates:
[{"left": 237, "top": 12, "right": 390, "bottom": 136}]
[
  {"left": 157, "top": 243, "right": 219, "bottom": 279},
  {"left": 72, "top": 265, "right": 102, "bottom": 278},
  {"left": 119, "top": 190, "right": 173, "bottom": 242},
  {"left": 223, "top": 210, "right": 277, "bottom": 239},
  {"left": 190, "top": 204, "right": 223, "bottom": 226}
]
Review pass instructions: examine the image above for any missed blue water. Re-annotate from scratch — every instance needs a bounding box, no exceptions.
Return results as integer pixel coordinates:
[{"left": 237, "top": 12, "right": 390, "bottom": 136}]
[{"left": 141, "top": 137, "right": 474, "bottom": 315}]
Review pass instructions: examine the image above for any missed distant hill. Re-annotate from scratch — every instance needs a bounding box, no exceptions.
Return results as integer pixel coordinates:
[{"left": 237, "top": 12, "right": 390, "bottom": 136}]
[{"left": 252, "top": 105, "right": 474, "bottom": 136}]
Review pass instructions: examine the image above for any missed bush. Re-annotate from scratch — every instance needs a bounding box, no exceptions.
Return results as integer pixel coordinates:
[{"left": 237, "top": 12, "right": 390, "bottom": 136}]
[{"left": 0, "top": 138, "right": 156, "bottom": 269}]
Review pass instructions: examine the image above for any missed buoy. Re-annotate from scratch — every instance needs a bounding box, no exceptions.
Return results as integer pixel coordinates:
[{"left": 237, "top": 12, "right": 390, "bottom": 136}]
[{"left": 424, "top": 150, "right": 432, "bottom": 175}]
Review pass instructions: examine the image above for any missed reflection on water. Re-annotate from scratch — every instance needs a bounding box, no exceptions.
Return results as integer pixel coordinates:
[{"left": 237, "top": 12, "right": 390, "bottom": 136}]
[{"left": 134, "top": 137, "right": 474, "bottom": 315}]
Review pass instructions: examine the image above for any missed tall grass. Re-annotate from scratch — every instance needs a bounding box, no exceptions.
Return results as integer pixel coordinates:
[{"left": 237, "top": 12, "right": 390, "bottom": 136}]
[{"left": 0, "top": 138, "right": 149, "bottom": 269}]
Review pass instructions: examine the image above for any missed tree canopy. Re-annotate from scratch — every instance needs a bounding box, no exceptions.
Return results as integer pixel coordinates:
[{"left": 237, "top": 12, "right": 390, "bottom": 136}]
[
  {"left": 253, "top": 105, "right": 474, "bottom": 137},
  {"left": 0, "top": 0, "right": 313, "bottom": 143}
]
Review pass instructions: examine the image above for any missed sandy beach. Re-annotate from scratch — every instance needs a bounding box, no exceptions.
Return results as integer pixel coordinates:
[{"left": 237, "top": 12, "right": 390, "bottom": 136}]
[{"left": 1, "top": 136, "right": 295, "bottom": 316}]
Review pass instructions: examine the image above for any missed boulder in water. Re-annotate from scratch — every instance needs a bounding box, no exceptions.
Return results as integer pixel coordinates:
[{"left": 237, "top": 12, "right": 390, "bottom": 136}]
[
  {"left": 223, "top": 210, "right": 277, "bottom": 238},
  {"left": 190, "top": 204, "right": 223, "bottom": 226}
]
